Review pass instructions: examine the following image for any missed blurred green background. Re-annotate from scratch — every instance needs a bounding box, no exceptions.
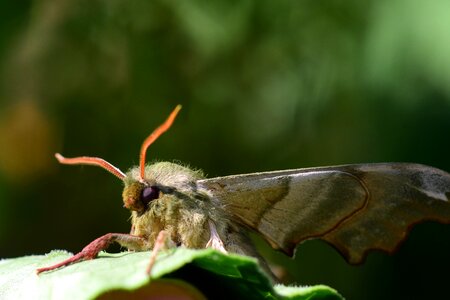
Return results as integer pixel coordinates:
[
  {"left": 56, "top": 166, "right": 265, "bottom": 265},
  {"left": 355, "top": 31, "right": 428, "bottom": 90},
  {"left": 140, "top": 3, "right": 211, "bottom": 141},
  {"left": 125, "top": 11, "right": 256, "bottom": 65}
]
[{"left": 1, "top": 0, "right": 450, "bottom": 299}]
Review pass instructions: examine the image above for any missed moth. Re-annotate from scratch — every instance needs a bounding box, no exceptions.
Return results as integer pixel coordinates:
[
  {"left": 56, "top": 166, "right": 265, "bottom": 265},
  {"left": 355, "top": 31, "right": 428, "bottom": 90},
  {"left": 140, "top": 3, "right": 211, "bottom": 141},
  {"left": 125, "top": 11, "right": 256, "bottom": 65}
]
[{"left": 37, "top": 105, "right": 450, "bottom": 278}]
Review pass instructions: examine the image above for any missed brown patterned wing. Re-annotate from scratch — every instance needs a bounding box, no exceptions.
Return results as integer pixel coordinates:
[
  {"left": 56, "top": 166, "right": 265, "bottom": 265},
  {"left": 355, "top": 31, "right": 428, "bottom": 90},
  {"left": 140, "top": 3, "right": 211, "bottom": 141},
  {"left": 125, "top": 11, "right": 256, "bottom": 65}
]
[{"left": 197, "top": 163, "right": 450, "bottom": 264}]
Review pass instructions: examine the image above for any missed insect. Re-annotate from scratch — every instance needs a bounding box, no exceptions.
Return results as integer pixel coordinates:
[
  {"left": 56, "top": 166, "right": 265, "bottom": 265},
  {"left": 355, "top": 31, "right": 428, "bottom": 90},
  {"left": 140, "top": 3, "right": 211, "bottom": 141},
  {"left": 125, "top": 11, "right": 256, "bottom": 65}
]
[{"left": 37, "top": 105, "right": 450, "bottom": 277}]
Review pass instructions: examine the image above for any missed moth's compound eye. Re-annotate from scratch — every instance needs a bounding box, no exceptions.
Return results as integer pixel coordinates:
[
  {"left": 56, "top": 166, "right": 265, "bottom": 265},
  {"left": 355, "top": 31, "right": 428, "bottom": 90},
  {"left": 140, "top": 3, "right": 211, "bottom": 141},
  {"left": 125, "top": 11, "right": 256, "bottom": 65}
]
[{"left": 141, "top": 186, "right": 160, "bottom": 204}]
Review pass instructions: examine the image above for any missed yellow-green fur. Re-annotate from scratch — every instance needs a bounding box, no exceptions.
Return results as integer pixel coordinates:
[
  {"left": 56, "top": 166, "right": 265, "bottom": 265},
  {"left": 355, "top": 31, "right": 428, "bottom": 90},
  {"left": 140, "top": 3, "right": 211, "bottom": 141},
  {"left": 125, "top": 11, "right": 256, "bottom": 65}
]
[
  {"left": 120, "top": 161, "right": 272, "bottom": 277},
  {"left": 123, "top": 162, "right": 224, "bottom": 250}
]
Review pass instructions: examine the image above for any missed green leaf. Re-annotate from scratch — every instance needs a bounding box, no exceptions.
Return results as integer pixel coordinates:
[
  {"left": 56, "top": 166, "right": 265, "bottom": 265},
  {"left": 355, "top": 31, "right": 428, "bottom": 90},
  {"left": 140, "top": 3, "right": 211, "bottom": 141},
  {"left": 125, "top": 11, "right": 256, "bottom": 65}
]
[{"left": 0, "top": 249, "right": 343, "bottom": 300}]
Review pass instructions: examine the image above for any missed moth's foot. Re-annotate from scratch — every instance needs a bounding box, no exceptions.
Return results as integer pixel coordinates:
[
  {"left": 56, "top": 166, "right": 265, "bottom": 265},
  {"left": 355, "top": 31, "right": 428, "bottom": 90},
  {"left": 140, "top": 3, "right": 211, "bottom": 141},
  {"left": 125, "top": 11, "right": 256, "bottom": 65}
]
[
  {"left": 37, "top": 233, "right": 146, "bottom": 274},
  {"left": 36, "top": 251, "right": 91, "bottom": 274},
  {"left": 36, "top": 234, "right": 112, "bottom": 274},
  {"left": 147, "top": 230, "right": 168, "bottom": 275},
  {"left": 206, "top": 220, "right": 227, "bottom": 253}
]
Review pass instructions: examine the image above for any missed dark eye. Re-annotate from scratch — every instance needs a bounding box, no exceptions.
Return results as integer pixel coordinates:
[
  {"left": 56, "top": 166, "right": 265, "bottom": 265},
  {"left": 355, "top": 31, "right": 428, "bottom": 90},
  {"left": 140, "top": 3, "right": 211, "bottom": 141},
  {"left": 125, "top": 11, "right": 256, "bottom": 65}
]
[{"left": 141, "top": 186, "right": 160, "bottom": 205}]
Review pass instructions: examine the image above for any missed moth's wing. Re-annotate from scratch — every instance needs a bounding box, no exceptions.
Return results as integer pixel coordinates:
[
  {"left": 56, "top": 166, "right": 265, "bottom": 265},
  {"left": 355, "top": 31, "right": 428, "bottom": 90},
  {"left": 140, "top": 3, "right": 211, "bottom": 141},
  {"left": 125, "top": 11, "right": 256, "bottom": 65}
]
[{"left": 197, "top": 163, "right": 450, "bottom": 264}]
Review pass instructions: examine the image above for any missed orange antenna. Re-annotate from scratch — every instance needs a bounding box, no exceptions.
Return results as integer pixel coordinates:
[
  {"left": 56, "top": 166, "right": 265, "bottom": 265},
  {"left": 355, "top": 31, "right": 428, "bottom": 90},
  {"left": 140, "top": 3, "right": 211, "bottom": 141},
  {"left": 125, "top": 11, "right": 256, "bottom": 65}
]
[
  {"left": 55, "top": 153, "right": 126, "bottom": 180},
  {"left": 139, "top": 105, "right": 182, "bottom": 180}
]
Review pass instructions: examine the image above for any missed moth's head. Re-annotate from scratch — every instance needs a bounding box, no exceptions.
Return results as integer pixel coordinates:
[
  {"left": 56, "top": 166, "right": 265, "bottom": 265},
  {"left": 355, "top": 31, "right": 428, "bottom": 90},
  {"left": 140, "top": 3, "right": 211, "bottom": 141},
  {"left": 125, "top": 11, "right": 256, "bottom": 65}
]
[
  {"left": 121, "top": 179, "right": 149, "bottom": 214},
  {"left": 122, "top": 162, "right": 204, "bottom": 214},
  {"left": 54, "top": 105, "right": 183, "bottom": 215}
]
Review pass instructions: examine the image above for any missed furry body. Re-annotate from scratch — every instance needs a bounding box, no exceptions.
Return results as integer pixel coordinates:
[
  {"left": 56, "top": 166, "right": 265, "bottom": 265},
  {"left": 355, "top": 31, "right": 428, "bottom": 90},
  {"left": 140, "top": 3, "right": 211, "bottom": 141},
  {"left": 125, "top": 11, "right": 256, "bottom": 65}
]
[{"left": 123, "top": 162, "right": 264, "bottom": 262}]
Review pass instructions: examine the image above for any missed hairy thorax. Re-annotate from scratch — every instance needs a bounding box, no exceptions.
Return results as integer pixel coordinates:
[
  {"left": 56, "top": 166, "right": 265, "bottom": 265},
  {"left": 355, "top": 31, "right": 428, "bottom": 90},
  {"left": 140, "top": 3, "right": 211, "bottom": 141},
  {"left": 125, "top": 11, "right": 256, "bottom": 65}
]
[
  {"left": 122, "top": 162, "right": 222, "bottom": 250},
  {"left": 131, "top": 194, "right": 212, "bottom": 249}
]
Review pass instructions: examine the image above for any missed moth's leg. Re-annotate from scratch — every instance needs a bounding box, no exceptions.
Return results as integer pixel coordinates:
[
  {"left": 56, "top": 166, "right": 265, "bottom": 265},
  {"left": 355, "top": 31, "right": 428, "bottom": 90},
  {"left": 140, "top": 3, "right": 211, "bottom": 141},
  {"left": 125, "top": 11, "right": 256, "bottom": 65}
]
[
  {"left": 36, "top": 233, "right": 146, "bottom": 274},
  {"left": 206, "top": 220, "right": 227, "bottom": 253},
  {"left": 146, "top": 230, "right": 173, "bottom": 275}
]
